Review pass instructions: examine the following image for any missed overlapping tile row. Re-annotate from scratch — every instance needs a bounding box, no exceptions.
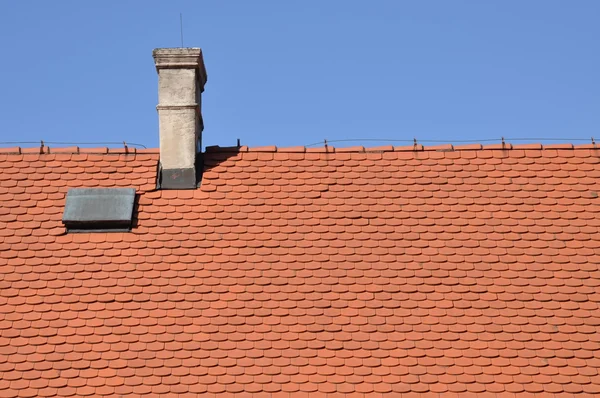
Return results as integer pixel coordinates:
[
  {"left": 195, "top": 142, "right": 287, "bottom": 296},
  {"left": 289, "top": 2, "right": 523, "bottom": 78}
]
[{"left": 0, "top": 146, "right": 599, "bottom": 397}]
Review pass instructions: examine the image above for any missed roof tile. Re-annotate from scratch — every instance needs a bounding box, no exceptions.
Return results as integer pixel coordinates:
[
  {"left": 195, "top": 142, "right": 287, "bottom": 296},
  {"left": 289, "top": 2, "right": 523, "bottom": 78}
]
[{"left": 0, "top": 145, "right": 599, "bottom": 395}]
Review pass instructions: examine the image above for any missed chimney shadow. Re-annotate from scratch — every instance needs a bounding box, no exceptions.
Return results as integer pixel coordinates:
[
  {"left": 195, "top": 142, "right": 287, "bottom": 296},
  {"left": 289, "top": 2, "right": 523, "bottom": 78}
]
[{"left": 198, "top": 146, "right": 243, "bottom": 187}]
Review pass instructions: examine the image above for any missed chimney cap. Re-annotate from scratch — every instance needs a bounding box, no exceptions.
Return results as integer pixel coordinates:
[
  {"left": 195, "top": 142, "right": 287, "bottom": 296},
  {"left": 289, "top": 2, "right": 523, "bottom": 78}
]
[{"left": 153, "top": 48, "right": 207, "bottom": 86}]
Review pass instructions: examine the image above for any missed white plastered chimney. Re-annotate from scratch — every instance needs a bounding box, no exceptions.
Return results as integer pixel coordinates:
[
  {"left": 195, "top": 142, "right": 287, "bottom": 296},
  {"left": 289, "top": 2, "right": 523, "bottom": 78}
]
[{"left": 153, "top": 48, "right": 207, "bottom": 189}]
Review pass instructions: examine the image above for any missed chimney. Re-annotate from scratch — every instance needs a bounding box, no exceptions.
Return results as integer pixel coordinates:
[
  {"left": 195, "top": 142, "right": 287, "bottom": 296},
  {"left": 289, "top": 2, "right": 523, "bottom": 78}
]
[{"left": 153, "top": 48, "right": 207, "bottom": 189}]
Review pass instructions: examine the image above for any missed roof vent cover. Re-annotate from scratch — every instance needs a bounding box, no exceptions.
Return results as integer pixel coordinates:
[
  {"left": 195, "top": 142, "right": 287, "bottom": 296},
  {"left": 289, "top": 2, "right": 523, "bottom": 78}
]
[{"left": 62, "top": 188, "right": 136, "bottom": 232}]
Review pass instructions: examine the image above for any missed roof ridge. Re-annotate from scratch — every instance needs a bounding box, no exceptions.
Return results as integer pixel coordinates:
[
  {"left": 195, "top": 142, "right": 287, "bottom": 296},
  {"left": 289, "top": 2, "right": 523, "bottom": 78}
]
[
  {"left": 206, "top": 142, "right": 597, "bottom": 153},
  {"left": 1, "top": 142, "right": 597, "bottom": 156},
  {"left": 0, "top": 146, "right": 160, "bottom": 155}
]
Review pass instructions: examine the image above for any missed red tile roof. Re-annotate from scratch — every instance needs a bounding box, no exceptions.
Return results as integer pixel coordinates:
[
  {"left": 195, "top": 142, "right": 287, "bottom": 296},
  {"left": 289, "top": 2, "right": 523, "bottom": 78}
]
[{"left": 1, "top": 144, "right": 600, "bottom": 397}]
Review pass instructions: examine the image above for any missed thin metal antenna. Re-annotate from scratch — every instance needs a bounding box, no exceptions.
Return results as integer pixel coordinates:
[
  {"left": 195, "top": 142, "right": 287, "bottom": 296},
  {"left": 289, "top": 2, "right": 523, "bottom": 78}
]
[{"left": 180, "top": 13, "right": 184, "bottom": 48}]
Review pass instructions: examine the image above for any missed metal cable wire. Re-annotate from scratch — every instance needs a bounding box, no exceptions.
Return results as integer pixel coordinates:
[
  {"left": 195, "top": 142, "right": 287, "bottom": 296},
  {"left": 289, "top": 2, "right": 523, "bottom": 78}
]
[
  {"left": 0, "top": 141, "right": 148, "bottom": 149},
  {"left": 0, "top": 138, "right": 594, "bottom": 150}
]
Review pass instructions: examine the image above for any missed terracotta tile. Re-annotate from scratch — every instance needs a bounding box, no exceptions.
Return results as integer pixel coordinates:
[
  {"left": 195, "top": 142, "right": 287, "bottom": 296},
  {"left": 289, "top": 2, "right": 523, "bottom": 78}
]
[
  {"left": 247, "top": 146, "right": 277, "bottom": 152},
  {"left": 426, "top": 144, "right": 454, "bottom": 151},
  {"left": 0, "top": 146, "right": 598, "bottom": 396},
  {"left": 336, "top": 146, "right": 365, "bottom": 153},
  {"left": 454, "top": 144, "right": 483, "bottom": 151}
]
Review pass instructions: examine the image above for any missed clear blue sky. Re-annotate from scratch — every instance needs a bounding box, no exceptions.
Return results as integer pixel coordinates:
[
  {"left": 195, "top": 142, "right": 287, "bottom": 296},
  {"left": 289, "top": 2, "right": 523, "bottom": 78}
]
[{"left": 1, "top": 1, "right": 599, "bottom": 149}]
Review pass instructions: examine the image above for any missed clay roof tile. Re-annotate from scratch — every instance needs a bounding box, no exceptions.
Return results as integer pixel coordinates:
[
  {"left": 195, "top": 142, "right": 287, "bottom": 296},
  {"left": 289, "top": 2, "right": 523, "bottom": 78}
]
[{"left": 0, "top": 144, "right": 598, "bottom": 395}]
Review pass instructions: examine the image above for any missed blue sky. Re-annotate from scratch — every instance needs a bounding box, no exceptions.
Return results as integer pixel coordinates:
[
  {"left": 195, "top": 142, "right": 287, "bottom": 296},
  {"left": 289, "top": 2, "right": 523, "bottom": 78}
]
[{"left": 0, "top": 1, "right": 599, "bottom": 150}]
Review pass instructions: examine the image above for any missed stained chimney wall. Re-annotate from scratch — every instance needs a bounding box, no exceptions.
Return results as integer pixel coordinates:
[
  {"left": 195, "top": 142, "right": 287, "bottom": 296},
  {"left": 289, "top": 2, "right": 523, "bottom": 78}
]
[{"left": 153, "top": 48, "right": 207, "bottom": 189}]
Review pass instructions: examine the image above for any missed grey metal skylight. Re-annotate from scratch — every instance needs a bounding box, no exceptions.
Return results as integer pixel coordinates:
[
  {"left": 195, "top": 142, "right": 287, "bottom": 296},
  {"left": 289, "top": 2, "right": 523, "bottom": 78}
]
[{"left": 62, "top": 188, "right": 136, "bottom": 232}]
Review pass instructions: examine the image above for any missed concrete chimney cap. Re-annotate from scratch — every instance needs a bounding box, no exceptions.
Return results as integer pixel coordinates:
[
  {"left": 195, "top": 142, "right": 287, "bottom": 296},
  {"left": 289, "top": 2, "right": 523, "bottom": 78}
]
[{"left": 153, "top": 48, "right": 207, "bottom": 86}]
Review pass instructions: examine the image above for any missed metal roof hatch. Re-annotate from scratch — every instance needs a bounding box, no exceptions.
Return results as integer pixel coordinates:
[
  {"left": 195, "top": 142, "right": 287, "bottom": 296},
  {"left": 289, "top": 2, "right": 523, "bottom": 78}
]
[{"left": 62, "top": 188, "right": 136, "bottom": 232}]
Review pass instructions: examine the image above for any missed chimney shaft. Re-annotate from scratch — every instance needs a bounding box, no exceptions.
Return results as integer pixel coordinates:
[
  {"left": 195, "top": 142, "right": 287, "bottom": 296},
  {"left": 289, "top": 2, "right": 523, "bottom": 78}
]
[{"left": 153, "top": 48, "right": 207, "bottom": 189}]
